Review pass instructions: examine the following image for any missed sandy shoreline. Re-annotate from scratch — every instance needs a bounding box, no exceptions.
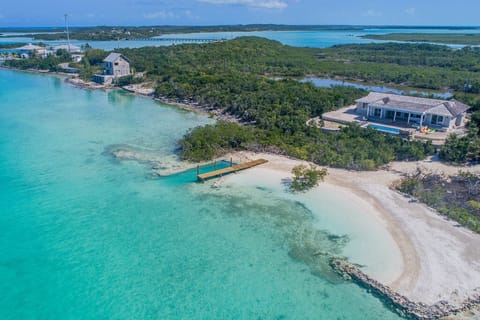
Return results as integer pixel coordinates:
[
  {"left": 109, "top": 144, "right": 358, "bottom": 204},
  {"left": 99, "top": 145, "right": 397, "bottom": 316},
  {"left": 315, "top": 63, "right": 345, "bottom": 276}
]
[{"left": 219, "top": 151, "right": 480, "bottom": 307}]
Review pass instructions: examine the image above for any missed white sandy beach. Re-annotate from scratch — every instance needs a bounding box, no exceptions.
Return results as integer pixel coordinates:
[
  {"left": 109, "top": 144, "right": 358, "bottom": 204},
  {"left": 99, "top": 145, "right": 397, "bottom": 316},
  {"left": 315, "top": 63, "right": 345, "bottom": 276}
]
[{"left": 219, "top": 152, "right": 480, "bottom": 306}]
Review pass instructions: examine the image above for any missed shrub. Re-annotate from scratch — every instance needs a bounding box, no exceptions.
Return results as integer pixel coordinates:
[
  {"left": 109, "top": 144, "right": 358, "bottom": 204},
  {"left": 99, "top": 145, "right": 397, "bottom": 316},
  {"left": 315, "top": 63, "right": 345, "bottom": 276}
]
[{"left": 290, "top": 164, "right": 328, "bottom": 192}]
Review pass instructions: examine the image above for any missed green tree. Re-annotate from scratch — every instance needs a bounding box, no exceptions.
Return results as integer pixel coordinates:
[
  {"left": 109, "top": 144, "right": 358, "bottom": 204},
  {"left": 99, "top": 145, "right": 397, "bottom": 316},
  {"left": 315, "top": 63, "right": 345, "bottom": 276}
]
[{"left": 290, "top": 164, "right": 328, "bottom": 192}]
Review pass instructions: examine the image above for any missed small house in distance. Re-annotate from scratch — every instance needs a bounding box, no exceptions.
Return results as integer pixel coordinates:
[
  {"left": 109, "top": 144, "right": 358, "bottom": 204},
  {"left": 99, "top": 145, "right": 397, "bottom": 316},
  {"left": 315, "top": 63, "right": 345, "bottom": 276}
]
[
  {"left": 103, "top": 53, "right": 131, "bottom": 78},
  {"left": 93, "top": 52, "right": 131, "bottom": 85},
  {"left": 355, "top": 92, "right": 470, "bottom": 130}
]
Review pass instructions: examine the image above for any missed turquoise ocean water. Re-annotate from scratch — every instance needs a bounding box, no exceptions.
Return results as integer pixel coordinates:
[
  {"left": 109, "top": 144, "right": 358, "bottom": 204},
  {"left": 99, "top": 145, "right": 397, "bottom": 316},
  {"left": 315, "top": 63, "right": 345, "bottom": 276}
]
[
  {"left": 1, "top": 27, "right": 479, "bottom": 50},
  {"left": 0, "top": 69, "right": 402, "bottom": 319}
]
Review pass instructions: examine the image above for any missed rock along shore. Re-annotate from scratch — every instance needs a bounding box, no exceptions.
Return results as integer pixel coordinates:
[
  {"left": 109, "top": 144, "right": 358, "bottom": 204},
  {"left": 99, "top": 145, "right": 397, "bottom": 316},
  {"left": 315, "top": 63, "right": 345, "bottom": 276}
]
[{"left": 330, "top": 258, "right": 480, "bottom": 319}]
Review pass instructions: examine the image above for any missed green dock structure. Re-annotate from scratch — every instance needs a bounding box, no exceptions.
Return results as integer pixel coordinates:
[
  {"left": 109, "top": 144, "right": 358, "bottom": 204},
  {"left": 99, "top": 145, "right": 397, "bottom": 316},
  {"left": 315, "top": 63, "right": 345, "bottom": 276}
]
[{"left": 197, "top": 159, "right": 268, "bottom": 181}]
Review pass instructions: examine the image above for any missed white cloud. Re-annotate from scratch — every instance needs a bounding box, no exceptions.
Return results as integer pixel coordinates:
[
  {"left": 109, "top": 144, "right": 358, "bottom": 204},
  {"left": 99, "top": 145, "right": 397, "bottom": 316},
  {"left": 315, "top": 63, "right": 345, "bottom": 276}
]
[
  {"left": 362, "top": 9, "right": 382, "bottom": 17},
  {"left": 404, "top": 7, "right": 416, "bottom": 15},
  {"left": 143, "top": 10, "right": 177, "bottom": 19},
  {"left": 197, "top": 0, "right": 287, "bottom": 9},
  {"left": 184, "top": 10, "right": 200, "bottom": 20}
]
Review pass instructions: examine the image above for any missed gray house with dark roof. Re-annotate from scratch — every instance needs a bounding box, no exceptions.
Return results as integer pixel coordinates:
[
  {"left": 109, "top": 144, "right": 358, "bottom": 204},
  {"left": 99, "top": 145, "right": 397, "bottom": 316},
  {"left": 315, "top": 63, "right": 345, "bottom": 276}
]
[
  {"left": 103, "top": 53, "right": 131, "bottom": 77},
  {"left": 93, "top": 52, "right": 131, "bottom": 85},
  {"left": 355, "top": 92, "right": 470, "bottom": 130}
]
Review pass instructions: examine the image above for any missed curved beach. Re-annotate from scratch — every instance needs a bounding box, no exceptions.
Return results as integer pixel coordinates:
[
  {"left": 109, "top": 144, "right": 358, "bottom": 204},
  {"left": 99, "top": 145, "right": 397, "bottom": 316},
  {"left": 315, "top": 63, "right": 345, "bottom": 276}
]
[{"left": 220, "top": 151, "right": 480, "bottom": 306}]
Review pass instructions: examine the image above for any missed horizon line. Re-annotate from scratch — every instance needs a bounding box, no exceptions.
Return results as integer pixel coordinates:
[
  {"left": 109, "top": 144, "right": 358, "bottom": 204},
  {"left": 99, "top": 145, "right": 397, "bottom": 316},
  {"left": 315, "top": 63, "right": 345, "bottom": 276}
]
[{"left": 1, "top": 24, "right": 480, "bottom": 29}]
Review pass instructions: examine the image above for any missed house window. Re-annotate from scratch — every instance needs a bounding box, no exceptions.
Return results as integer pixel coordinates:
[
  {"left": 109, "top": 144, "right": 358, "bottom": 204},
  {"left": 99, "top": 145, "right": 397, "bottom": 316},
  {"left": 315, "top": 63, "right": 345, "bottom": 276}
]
[
  {"left": 362, "top": 103, "right": 368, "bottom": 109},
  {"left": 431, "top": 115, "right": 444, "bottom": 125},
  {"left": 374, "top": 108, "right": 381, "bottom": 117}
]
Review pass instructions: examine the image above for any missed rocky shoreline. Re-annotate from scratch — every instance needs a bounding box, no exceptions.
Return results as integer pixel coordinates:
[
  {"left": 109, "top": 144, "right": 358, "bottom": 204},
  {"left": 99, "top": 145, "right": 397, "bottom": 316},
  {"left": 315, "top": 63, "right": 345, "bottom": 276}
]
[
  {"left": 65, "top": 76, "right": 110, "bottom": 90},
  {"left": 3, "top": 65, "right": 241, "bottom": 123},
  {"left": 330, "top": 258, "right": 480, "bottom": 319},
  {"left": 64, "top": 76, "right": 241, "bottom": 122},
  {"left": 154, "top": 94, "right": 240, "bottom": 122}
]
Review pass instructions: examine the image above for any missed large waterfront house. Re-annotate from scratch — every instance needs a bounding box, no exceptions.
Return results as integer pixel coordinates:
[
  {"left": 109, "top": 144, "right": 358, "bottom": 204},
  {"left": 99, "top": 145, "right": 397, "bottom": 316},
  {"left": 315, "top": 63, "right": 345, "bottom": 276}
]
[
  {"left": 16, "top": 44, "right": 48, "bottom": 59},
  {"left": 355, "top": 92, "right": 470, "bottom": 130},
  {"left": 93, "top": 53, "right": 131, "bottom": 85}
]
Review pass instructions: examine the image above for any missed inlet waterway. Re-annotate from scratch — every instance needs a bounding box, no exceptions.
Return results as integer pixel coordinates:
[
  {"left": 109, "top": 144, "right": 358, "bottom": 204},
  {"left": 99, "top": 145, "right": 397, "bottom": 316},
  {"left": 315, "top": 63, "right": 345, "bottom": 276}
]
[
  {"left": 0, "top": 69, "right": 403, "bottom": 319},
  {"left": 302, "top": 77, "right": 453, "bottom": 99}
]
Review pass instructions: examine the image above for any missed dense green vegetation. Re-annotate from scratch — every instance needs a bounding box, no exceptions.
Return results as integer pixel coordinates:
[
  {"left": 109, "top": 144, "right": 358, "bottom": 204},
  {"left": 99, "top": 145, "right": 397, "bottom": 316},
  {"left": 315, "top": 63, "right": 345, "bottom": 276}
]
[
  {"left": 118, "top": 37, "right": 319, "bottom": 76},
  {"left": 119, "top": 40, "right": 480, "bottom": 94},
  {"left": 291, "top": 165, "right": 328, "bottom": 192},
  {"left": 363, "top": 33, "right": 480, "bottom": 45},
  {"left": 397, "top": 170, "right": 480, "bottom": 233},
  {"left": 180, "top": 122, "right": 435, "bottom": 170},
  {"left": 3, "top": 37, "right": 455, "bottom": 169},
  {"left": 318, "top": 43, "right": 480, "bottom": 92},
  {"left": 440, "top": 127, "right": 480, "bottom": 164},
  {"left": 113, "top": 37, "right": 435, "bottom": 169},
  {"left": 179, "top": 122, "right": 256, "bottom": 162},
  {"left": 75, "top": 48, "right": 109, "bottom": 80}
]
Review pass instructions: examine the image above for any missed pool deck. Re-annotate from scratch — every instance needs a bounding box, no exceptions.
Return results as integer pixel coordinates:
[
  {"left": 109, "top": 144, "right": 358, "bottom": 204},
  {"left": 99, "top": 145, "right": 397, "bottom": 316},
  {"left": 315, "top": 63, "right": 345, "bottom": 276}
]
[{"left": 322, "top": 105, "right": 363, "bottom": 124}]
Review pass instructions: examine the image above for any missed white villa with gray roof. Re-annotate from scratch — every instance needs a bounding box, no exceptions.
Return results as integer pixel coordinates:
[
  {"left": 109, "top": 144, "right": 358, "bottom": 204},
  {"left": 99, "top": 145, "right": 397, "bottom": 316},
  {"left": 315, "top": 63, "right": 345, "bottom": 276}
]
[{"left": 355, "top": 92, "right": 470, "bottom": 130}]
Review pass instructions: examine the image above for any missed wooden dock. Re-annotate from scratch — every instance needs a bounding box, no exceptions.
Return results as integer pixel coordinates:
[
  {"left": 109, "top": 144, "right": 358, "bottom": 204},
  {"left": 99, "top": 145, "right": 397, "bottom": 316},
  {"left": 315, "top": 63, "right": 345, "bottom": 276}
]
[{"left": 197, "top": 159, "right": 268, "bottom": 181}]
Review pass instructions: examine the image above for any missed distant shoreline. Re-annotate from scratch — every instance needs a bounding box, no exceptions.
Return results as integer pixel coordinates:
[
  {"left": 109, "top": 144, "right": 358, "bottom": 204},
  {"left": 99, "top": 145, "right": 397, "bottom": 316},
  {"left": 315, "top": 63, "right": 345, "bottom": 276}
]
[
  {"left": 2, "top": 24, "right": 480, "bottom": 33},
  {"left": 362, "top": 33, "right": 480, "bottom": 46},
  {"left": 2, "top": 24, "right": 480, "bottom": 42}
]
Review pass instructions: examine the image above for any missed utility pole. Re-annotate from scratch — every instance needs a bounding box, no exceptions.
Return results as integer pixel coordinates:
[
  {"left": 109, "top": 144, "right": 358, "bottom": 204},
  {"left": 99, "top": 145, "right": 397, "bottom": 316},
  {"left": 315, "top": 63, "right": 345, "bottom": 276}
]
[{"left": 64, "top": 14, "right": 71, "bottom": 53}]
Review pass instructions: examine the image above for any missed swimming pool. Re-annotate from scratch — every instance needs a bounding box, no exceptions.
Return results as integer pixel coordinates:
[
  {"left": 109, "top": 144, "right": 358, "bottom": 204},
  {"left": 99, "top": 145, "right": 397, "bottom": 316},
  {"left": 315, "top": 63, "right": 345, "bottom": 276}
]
[{"left": 366, "top": 124, "right": 401, "bottom": 135}]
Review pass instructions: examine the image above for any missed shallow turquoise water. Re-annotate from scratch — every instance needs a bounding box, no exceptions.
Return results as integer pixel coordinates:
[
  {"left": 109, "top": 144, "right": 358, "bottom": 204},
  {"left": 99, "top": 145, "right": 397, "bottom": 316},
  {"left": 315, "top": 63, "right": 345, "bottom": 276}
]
[
  {"left": 2, "top": 27, "right": 479, "bottom": 50},
  {"left": 0, "top": 69, "right": 401, "bottom": 319}
]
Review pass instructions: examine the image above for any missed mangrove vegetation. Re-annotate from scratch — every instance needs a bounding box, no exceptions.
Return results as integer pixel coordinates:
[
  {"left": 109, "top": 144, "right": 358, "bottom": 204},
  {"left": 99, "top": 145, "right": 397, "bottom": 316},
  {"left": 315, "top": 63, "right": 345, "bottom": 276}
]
[{"left": 396, "top": 169, "right": 480, "bottom": 233}]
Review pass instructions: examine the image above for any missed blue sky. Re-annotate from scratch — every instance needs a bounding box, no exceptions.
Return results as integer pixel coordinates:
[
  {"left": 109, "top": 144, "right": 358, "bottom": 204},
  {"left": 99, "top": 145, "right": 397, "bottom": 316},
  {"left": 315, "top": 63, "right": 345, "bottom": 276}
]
[{"left": 0, "top": 0, "right": 479, "bottom": 27}]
